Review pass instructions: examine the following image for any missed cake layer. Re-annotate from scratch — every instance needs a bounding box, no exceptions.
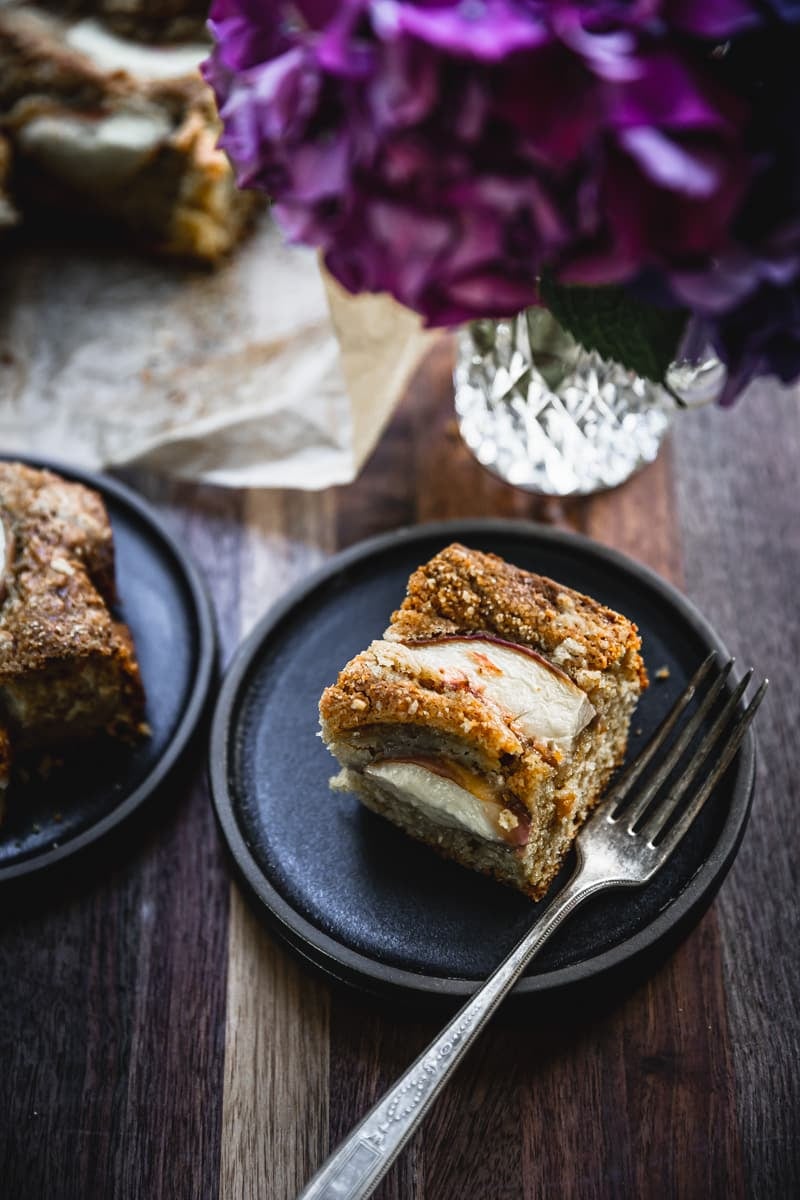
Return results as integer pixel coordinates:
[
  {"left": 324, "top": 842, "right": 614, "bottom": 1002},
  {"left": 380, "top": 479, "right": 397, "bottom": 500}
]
[
  {"left": 366, "top": 760, "right": 505, "bottom": 843},
  {"left": 364, "top": 756, "right": 531, "bottom": 846},
  {"left": 335, "top": 767, "right": 537, "bottom": 896},
  {"left": 371, "top": 635, "right": 595, "bottom": 749}
]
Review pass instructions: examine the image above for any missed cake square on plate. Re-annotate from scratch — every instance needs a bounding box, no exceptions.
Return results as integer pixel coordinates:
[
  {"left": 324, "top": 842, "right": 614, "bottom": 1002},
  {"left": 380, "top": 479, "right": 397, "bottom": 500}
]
[
  {"left": 320, "top": 543, "right": 647, "bottom": 899},
  {"left": 0, "top": 462, "right": 146, "bottom": 817}
]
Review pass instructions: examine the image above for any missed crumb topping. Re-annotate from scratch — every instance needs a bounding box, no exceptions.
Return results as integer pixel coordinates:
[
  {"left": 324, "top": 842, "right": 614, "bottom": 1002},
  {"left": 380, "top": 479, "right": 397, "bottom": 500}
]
[
  {"left": 0, "top": 462, "right": 120, "bottom": 674},
  {"left": 0, "top": 462, "right": 145, "bottom": 764},
  {"left": 388, "top": 543, "right": 645, "bottom": 683}
]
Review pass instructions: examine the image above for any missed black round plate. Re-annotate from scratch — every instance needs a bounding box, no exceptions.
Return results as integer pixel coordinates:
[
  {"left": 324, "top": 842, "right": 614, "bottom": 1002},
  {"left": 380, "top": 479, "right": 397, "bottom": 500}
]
[
  {"left": 210, "top": 520, "right": 755, "bottom": 1001},
  {"left": 0, "top": 458, "right": 216, "bottom": 881}
]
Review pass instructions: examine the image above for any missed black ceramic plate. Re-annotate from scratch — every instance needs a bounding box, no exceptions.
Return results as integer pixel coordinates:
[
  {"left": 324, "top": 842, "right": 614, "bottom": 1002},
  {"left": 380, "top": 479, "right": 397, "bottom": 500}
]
[
  {"left": 210, "top": 521, "right": 755, "bottom": 1001},
  {"left": 0, "top": 458, "right": 216, "bottom": 881}
]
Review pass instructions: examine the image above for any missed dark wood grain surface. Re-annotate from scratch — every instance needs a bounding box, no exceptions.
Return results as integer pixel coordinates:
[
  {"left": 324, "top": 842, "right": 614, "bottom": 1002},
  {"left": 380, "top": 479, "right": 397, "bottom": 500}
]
[{"left": 1, "top": 344, "right": 798, "bottom": 1199}]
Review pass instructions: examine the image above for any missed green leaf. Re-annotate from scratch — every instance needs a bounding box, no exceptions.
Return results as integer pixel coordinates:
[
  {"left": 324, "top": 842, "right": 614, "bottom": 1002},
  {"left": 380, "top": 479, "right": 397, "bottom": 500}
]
[{"left": 538, "top": 272, "right": 688, "bottom": 385}]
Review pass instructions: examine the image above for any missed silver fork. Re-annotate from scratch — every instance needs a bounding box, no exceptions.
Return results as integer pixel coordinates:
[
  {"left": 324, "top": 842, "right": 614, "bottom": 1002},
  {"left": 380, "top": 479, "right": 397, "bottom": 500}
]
[{"left": 298, "top": 655, "right": 767, "bottom": 1200}]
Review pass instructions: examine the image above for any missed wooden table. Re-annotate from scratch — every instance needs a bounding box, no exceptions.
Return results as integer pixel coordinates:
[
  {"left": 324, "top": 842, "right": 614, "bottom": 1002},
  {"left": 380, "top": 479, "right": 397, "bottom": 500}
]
[{"left": 1, "top": 344, "right": 798, "bottom": 1199}]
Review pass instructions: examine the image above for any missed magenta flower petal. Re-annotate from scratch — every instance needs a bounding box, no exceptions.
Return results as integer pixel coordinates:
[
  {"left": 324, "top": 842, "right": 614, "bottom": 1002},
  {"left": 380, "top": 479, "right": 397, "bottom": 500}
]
[
  {"left": 618, "top": 128, "right": 721, "bottom": 197},
  {"left": 206, "top": 0, "right": 289, "bottom": 72},
  {"left": 551, "top": 9, "right": 640, "bottom": 82},
  {"left": 666, "top": 0, "right": 761, "bottom": 37},
  {"left": 367, "top": 38, "right": 439, "bottom": 127},
  {"left": 314, "top": 1, "right": 376, "bottom": 77},
  {"left": 372, "top": 1, "right": 550, "bottom": 61},
  {"left": 295, "top": 1, "right": 343, "bottom": 28},
  {"left": 609, "top": 52, "right": 737, "bottom": 132}
]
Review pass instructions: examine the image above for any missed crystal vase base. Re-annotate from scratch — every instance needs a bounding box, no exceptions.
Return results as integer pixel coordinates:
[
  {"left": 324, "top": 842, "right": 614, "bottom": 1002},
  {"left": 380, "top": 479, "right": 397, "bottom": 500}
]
[{"left": 454, "top": 312, "right": 674, "bottom": 498}]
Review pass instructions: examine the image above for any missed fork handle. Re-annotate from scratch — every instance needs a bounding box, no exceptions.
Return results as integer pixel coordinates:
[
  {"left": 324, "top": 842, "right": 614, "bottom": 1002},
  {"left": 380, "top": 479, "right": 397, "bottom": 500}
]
[{"left": 297, "top": 865, "right": 602, "bottom": 1200}]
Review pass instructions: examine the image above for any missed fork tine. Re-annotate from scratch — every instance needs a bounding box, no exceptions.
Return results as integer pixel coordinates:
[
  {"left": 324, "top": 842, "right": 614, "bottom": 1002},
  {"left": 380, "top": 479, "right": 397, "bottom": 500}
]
[
  {"left": 619, "top": 657, "right": 734, "bottom": 830},
  {"left": 604, "top": 653, "right": 717, "bottom": 818},
  {"left": 654, "top": 679, "right": 768, "bottom": 859},
  {"left": 638, "top": 668, "right": 754, "bottom": 842}
]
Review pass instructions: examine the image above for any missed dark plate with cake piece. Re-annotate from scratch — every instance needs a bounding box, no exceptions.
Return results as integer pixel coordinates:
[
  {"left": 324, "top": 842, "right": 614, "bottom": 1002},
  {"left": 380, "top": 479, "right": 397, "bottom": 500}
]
[
  {"left": 0, "top": 457, "right": 216, "bottom": 881},
  {"left": 209, "top": 520, "right": 756, "bottom": 1002}
]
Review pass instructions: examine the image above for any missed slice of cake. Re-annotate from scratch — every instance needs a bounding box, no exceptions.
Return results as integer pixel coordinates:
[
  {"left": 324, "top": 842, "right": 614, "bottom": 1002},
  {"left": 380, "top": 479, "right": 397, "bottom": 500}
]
[
  {"left": 319, "top": 543, "right": 647, "bottom": 899},
  {"left": 0, "top": 6, "right": 259, "bottom": 263},
  {"left": 0, "top": 462, "right": 146, "bottom": 817}
]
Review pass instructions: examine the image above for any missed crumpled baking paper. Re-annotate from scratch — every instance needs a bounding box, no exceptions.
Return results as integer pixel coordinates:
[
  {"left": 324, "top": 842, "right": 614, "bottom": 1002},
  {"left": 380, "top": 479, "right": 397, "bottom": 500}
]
[{"left": 0, "top": 216, "right": 439, "bottom": 489}]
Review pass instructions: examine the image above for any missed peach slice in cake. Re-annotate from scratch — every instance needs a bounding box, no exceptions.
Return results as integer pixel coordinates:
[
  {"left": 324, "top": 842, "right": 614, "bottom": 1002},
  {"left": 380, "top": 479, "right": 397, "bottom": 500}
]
[{"left": 319, "top": 543, "right": 647, "bottom": 900}]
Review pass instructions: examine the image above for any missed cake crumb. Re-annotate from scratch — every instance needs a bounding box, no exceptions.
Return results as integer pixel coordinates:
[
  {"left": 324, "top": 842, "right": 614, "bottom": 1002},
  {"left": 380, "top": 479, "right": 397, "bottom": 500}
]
[{"left": 655, "top": 666, "right": 671, "bottom": 680}]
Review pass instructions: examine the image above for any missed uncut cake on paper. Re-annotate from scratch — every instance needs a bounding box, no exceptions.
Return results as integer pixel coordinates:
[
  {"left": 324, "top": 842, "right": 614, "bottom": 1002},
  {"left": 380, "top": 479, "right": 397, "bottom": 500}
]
[
  {"left": 0, "top": 4, "right": 259, "bottom": 263},
  {"left": 319, "top": 543, "right": 647, "bottom": 900}
]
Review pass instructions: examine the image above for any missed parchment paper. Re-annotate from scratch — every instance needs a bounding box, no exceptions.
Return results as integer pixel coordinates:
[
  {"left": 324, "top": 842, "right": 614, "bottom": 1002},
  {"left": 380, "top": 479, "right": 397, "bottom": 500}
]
[{"left": 0, "top": 215, "right": 438, "bottom": 488}]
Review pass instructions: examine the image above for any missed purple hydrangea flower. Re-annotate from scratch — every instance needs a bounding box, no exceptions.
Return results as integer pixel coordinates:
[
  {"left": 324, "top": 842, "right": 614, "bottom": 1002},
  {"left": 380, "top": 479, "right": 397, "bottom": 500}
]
[
  {"left": 203, "top": 0, "right": 800, "bottom": 397},
  {"left": 665, "top": 13, "right": 800, "bottom": 393}
]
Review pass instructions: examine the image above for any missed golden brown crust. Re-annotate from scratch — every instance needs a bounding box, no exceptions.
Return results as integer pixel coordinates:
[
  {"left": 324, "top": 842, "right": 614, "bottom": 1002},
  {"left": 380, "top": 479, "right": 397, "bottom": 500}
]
[
  {"left": 0, "top": 462, "right": 145, "bottom": 759},
  {"left": 0, "top": 462, "right": 119, "bottom": 673},
  {"left": 0, "top": 462, "right": 116, "bottom": 604},
  {"left": 389, "top": 543, "right": 646, "bottom": 684}
]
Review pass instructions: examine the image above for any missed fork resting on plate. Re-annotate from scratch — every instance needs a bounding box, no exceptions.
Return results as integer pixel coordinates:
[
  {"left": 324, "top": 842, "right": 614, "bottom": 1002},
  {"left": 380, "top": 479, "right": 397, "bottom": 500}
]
[{"left": 298, "top": 655, "right": 767, "bottom": 1200}]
